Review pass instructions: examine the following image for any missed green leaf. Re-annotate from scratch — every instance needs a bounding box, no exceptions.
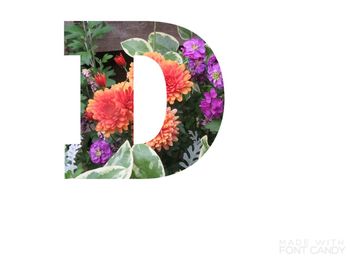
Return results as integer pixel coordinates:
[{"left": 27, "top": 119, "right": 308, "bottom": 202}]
[
  {"left": 105, "top": 140, "right": 133, "bottom": 175},
  {"left": 163, "top": 51, "right": 183, "bottom": 64},
  {"left": 205, "top": 46, "right": 214, "bottom": 58},
  {"left": 87, "top": 21, "right": 102, "bottom": 28},
  {"left": 65, "top": 24, "right": 84, "bottom": 35},
  {"left": 204, "top": 119, "right": 222, "bottom": 133},
  {"left": 131, "top": 144, "right": 165, "bottom": 179},
  {"left": 65, "top": 170, "right": 74, "bottom": 179},
  {"left": 79, "top": 52, "right": 91, "bottom": 65},
  {"left": 80, "top": 101, "right": 86, "bottom": 114},
  {"left": 67, "top": 40, "right": 84, "bottom": 51},
  {"left": 199, "top": 135, "right": 210, "bottom": 158},
  {"left": 75, "top": 165, "right": 131, "bottom": 179},
  {"left": 148, "top": 32, "right": 179, "bottom": 54},
  {"left": 121, "top": 38, "right": 153, "bottom": 57},
  {"left": 106, "top": 78, "right": 116, "bottom": 86},
  {"left": 105, "top": 68, "right": 116, "bottom": 86},
  {"left": 177, "top": 26, "right": 193, "bottom": 40},
  {"left": 64, "top": 32, "right": 83, "bottom": 40},
  {"left": 92, "top": 24, "right": 112, "bottom": 39},
  {"left": 73, "top": 163, "right": 84, "bottom": 178},
  {"left": 102, "top": 53, "right": 113, "bottom": 63}
]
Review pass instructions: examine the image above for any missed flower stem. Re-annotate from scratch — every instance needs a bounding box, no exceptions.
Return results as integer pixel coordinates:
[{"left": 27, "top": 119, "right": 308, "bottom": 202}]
[
  {"left": 152, "top": 22, "right": 157, "bottom": 50},
  {"left": 82, "top": 21, "right": 96, "bottom": 68}
]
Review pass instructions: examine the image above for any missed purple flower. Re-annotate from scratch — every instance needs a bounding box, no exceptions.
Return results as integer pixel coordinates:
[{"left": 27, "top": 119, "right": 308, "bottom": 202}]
[
  {"left": 82, "top": 69, "right": 91, "bottom": 78},
  {"left": 207, "top": 54, "right": 218, "bottom": 67},
  {"left": 182, "top": 38, "right": 206, "bottom": 59},
  {"left": 199, "top": 88, "right": 224, "bottom": 122},
  {"left": 89, "top": 139, "right": 112, "bottom": 164},
  {"left": 208, "top": 63, "right": 224, "bottom": 89},
  {"left": 188, "top": 58, "right": 206, "bottom": 76},
  {"left": 82, "top": 68, "right": 98, "bottom": 92}
]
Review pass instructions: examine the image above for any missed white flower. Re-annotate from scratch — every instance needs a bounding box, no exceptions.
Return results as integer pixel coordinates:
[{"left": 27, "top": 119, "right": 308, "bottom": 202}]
[{"left": 65, "top": 144, "right": 81, "bottom": 173}]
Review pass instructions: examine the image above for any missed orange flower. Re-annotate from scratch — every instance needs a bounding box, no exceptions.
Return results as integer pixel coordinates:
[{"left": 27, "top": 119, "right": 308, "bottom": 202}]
[
  {"left": 127, "top": 52, "right": 164, "bottom": 85},
  {"left": 147, "top": 107, "right": 180, "bottom": 151},
  {"left": 126, "top": 52, "right": 193, "bottom": 104},
  {"left": 160, "top": 60, "right": 193, "bottom": 104},
  {"left": 144, "top": 51, "right": 165, "bottom": 64},
  {"left": 86, "top": 82, "right": 133, "bottom": 137}
]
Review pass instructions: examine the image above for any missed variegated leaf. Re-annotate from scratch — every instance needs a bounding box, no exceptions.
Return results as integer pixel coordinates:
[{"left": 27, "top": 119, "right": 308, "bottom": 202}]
[
  {"left": 75, "top": 165, "right": 131, "bottom": 179},
  {"left": 164, "top": 51, "right": 183, "bottom": 64},
  {"left": 148, "top": 32, "right": 179, "bottom": 54},
  {"left": 131, "top": 144, "right": 165, "bottom": 179},
  {"left": 121, "top": 38, "right": 153, "bottom": 57},
  {"left": 105, "top": 140, "right": 133, "bottom": 176}
]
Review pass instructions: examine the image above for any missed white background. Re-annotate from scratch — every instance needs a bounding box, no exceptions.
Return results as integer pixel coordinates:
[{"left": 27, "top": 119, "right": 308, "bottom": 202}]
[{"left": 0, "top": 0, "right": 349, "bottom": 262}]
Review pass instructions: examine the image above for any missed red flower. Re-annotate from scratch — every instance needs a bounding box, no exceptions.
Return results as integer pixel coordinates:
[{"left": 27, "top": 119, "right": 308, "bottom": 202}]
[
  {"left": 84, "top": 110, "right": 94, "bottom": 121},
  {"left": 94, "top": 72, "right": 106, "bottom": 87},
  {"left": 114, "top": 53, "right": 126, "bottom": 67}
]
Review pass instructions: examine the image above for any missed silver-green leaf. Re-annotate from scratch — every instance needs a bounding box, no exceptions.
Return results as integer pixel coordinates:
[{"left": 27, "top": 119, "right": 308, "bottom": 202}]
[
  {"left": 199, "top": 135, "right": 210, "bottom": 158},
  {"left": 177, "top": 26, "right": 193, "bottom": 40},
  {"left": 148, "top": 32, "right": 179, "bottom": 54},
  {"left": 121, "top": 38, "right": 153, "bottom": 57},
  {"left": 131, "top": 144, "right": 165, "bottom": 179},
  {"left": 164, "top": 51, "right": 183, "bottom": 64},
  {"left": 105, "top": 140, "right": 133, "bottom": 176},
  {"left": 75, "top": 165, "right": 131, "bottom": 179},
  {"left": 179, "top": 131, "right": 201, "bottom": 169}
]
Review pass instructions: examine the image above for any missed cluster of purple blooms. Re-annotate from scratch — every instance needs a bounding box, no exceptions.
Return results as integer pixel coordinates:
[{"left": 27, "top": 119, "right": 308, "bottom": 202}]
[
  {"left": 89, "top": 138, "right": 112, "bottom": 164},
  {"left": 82, "top": 68, "right": 98, "bottom": 92},
  {"left": 199, "top": 88, "right": 224, "bottom": 124},
  {"left": 182, "top": 38, "right": 224, "bottom": 124},
  {"left": 182, "top": 38, "right": 207, "bottom": 79}
]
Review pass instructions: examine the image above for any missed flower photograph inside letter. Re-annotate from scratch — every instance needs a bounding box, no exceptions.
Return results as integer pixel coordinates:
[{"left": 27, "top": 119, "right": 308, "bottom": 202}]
[{"left": 64, "top": 21, "right": 224, "bottom": 179}]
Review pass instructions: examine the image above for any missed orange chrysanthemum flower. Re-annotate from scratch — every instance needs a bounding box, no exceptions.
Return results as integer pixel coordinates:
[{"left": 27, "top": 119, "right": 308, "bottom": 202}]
[
  {"left": 160, "top": 60, "right": 193, "bottom": 104},
  {"left": 127, "top": 52, "right": 165, "bottom": 85},
  {"left": 126, "top": 52, "right": 193, "bottom": 104},
  {"left": 147, "top": 107, "right": 180, "bottom": 151},
  {"left": 144, "top": 51, "right": 165, "bottom": 64},
  {"left": 86, "top": 82, "right": 133, "bottom": 137}
]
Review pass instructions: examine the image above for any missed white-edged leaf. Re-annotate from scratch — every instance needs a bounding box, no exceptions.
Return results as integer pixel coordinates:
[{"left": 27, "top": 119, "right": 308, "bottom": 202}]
[
  {"left": 164, "top": 51, "right": 183, "bottom": 64},
  {"left": 148, "top": 32, "right": 179, "bottom": 54},
  {"left": 105, "top": 140, "right": 133, "bottom": 175},
  {"left": 177, "top": 26, "right": 193, "bottom": 40},
  {"left": 75, "top": 165, "right": 131, "bottom": 179},
  {"left": 121, "top": 38, "right": 153, "bottom": 57},
  {"left": 131, "top": 144, "right": 165, "bottom": 179},
  {"left": 199, "top": 135, "right": 210, "bottom": 158}
]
